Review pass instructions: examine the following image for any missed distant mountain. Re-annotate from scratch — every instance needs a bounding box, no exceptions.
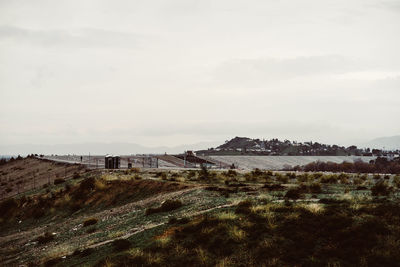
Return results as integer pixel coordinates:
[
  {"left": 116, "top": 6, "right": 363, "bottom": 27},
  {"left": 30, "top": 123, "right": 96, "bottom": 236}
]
[
  {"left": 0, "top": 141, "right": 219, "bottom": 155},
  {"left": 359, "top": 136, "right": 400, "bottom": 150}
]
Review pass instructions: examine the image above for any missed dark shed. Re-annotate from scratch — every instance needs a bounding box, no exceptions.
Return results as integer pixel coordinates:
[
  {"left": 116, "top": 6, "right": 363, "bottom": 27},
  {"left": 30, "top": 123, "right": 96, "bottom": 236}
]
[{"left": 105, "top": 155, "right": 120, "bottom": 169}]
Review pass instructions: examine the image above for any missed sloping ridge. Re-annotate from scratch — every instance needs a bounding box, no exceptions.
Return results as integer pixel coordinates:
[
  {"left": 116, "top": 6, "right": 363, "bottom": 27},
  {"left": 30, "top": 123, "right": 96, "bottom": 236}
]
[
  {"left": 156, "top": 155, "right": 195, "bottom": 168},
  {"left": 196, "top": 155, "right": 231, "bottom": 168}
]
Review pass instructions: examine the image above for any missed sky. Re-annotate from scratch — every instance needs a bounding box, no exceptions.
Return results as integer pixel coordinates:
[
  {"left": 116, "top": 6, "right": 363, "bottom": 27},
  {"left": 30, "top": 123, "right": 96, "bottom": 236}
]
[{"left": 0, "top": 0, "right": 399, "bottom": 150}]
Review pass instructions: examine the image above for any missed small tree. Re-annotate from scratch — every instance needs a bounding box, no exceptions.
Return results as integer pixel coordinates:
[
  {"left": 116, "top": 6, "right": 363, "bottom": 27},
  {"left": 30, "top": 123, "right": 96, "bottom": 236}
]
[{"left": 200, "top": 164, "right": 209, "bottom": 180}]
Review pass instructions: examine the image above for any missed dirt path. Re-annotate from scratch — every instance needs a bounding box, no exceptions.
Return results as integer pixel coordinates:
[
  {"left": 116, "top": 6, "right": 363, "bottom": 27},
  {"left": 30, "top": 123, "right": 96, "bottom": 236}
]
[{"left": 86, "top": 202, "right": 235, "bottom": 249}]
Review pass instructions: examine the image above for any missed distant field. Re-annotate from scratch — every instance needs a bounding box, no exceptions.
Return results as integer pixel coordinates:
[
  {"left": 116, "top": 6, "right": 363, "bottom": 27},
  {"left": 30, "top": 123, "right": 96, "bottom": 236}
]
[{"left": 210, "top": 155, "right": 377, "bottom": 170}]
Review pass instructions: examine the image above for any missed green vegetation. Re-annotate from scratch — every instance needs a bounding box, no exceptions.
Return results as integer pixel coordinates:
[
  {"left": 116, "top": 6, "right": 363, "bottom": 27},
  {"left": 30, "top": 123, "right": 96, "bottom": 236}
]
[
  {"left": 96, "top": 201, "right": 400, "bottom": 266},
  {"left": 1, "top": 158, "right": 400, "bottom": 266}
]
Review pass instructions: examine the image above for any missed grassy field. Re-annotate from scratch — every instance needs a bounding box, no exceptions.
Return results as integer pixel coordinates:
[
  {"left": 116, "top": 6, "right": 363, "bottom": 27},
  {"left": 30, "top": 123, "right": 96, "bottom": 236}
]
[{"left": 1, "top": 159, "right": 400, "bottom": 266}]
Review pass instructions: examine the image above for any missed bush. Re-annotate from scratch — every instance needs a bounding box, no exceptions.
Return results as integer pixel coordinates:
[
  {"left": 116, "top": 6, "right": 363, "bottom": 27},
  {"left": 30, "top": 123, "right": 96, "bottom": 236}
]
[
  {"left": 78, "top": 177, "right": 96, "bottom": 192},
  {"left": 353, "top": 177, "right": 363, "bottom": 185},
  {"left": 223, "top": 169, "right": 237, "bottom": 177},
  {"left": 112, "top": 239, "right": 131, "bottom": 252},
  {"left": 277, "top": 174, "right": 289, "bottom": 184},
  {"left": 371, "top": 180, "right": 391, "bottom": 196},
  {"left": 83, "top": 218, "right": 98, "bottom": 227},
  {"left": 161, "top": 173, "right": 168, "bottom": 180},
  {"left": 168, "top": 216, "right": 190, "bottom": 224},
  {"left": 43, "top": 257, "right": 61, "bottom": 267},
  {"left": 54, "top": 178, "right": 65, "bottom": 185},
  {"left": 393, "top": 176, "right": 400, "bottom": 188},
  {"left": 285, "top": 188, "right": 303, "bottom": 199},
  {"left": 73, "top": 172, "right": 81, "bottom": 179},
  {"left": 199, "top": 165, "right": 209, "bottom": 180},
  {"left": 235, "top": 200, "right": 253, "bottom": 214},
  {"left": 309, "top": 182, "right": 322, "bottom": 193},
  {"left": 36, "top": 232, "right": 55, "bottom": 244},
  {"left": 297, "top": 173, "right": 309, "bottom": 183},
  {"left": 146, "top": 199, "right": 183, "bottom": 215},
  {"left": 251, "top": 168, "right": 264, "bottom": 177},
  {"left": 320, "top": 175, "right": 338, "bottom": 184},
  {"left": 186, "top": 170, "right": 197, "bottom": 179},
  {"left": 0, "top": 198, "right": 18, "bottom": 218},
  {"left": 286, "top": 172, "right": 297, "bottom": 179},
  {"left": 86, "top": 226, "right": 97, "bottom": 234}
]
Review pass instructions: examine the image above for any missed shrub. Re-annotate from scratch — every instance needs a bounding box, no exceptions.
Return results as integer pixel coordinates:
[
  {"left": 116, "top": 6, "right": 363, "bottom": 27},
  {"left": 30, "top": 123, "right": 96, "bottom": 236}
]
[
  {"left": 83, "top": 218, "right": 98, "bottom": 227},
  {"left": 131, "top": 167, "right": 141, "bottom": 173},
  {"left": 86, "top": 226, "right": 97, "bottom": 234},
  {"left": 5, "top": 187, "right": 12, "bottom": 193},
  {"left": 73, "top": 172, "right": 81, "bottom": 179},
  {"left": 168, "top": 216, "right": 190, "bottom": 225},
  {"left": 78, "top": 177, "right": 96, "bottom": 192},
  {"left": 320, "top": 174, "right": 338, "bottom": 184},
  {"left": 371, "top": 180, "right": 391, "bottom": 196},
  {"left": 0, "top": 198, "right": 18, "bottom": 218},
  {"left": 112, "top": 239, "right": 131, "bottom": 252},
  {"left": 36, "top": 232, "right": 55, "bottom": 244},
  {"left": 353, "top": 177, "right": 363, "bottom": 185},
  {"left": 309, "top": 182, "right": 322, "bottom": 193},
  {"left": 187, "top": 170, "right": 197, "bottom": 179},
  {"left": 199, "top": 165, "right": 209, "bottom": 180},
  {"left": 235, "top": 200, "right": 253, "bottom": 214},
  {"left": 223, "top": 169, "right": 238, "bottom": 177},
  {"left": 393, "top": 176, "right": 400, "bottom": 188},
  {"left": 285, "top": 188, "right": 303, "bottom": 199},
  {"left": 285, "top": 172, "right": 297, "bottom": 179},
  {"left": 277, "top": 174, "right": 289, "bottom": 184},
  {"left": 146, "top": 199, "right": 183, "bottom": 215},
  {"left": 297, "top": 173, "right": 309, "bottom": 183},
  {"left": 54, "top": 178, "right": 65, "bottom": 185},
  {"left": 338, "top": 173, "right": 350, "bottom": 184},
  {"left": 251, "top": 168, "right": 264, "bottom": 177},
  {"left": 373, "top": 174, "right": 381, "bottom": 180},
  {"left": 43, "top": 257, "right": 61, "bottom": 267},
  {"left": 73, "top": 248, "right": 94, "bottom": 257}
]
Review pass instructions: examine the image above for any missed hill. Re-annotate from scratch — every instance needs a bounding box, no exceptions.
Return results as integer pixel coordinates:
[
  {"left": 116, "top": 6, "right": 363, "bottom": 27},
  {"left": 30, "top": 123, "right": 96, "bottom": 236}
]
[
  {"left": 360, "top": 136, "right": 400, "bottom": 150},
  {"left": 197, "top": 136, "right": 393, "bottom": 156}
]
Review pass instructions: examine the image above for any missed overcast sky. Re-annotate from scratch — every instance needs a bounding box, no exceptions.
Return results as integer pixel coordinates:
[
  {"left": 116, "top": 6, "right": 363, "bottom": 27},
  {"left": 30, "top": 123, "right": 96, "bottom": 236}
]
[{"left": 0, "top": 0, "right": 399, "bottom": 149}]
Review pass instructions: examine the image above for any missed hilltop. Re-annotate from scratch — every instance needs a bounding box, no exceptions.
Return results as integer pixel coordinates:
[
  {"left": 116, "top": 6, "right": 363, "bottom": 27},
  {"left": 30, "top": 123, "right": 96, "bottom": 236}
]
[{"left": 197, "top": 136, "right": 400, "bottom": 156}]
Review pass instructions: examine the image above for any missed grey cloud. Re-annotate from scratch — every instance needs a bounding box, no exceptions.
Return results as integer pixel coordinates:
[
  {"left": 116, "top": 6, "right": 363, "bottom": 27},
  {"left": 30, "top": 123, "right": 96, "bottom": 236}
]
[
  {"left": 213, "top": 55, "right": 376, "bottom": 86},
  {"left": 373, "top": 0, "right": 400, "bottom": 11},
  {"left": 0, "top": 25, "right": 145, "bottom": 48}
]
